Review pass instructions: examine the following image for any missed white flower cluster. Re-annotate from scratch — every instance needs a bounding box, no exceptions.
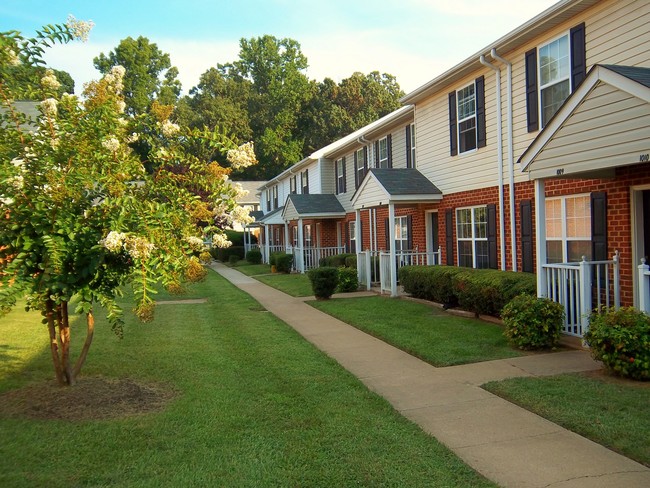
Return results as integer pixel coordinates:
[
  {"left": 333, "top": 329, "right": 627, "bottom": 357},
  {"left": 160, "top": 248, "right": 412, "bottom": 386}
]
[
  {"left": 226, "top": 142, "right": 257, "bottom": 169},
  {"left": 230, "top": 205, "right": 254, "bottom": 226},
  {"left": 161, "top": 120, "right": 180, "bottom": 138},
  {"left": 66, "top": 15, "right": 94, "bottom": 42},
  {"left": 231, "top": 182, "right": 249, "bottom": 200},
  {"left": 102, "top": 136, "right": 120, "bottom": 153},
  {"left": 100, "top": 231, "right": 155, "bottom": 260},
  {"left": 41, "top": 69, "right": 60, "bottom": 91},
  {"left": 212, "top": 233, "right": 232, "bottom": 249},
  {"left": 185, "top": 236, "right": 206, "bottom": 252},
  {"left": 104, "top": 65, "right": 125, "bottom": 93},
  {"left": 5, "top": 48, "right": 20, "bottom": 66},
  {"left": 126, "top": 132, "right": 139, "bottom": 143},
  {"left": 40, "top": 98, "right": 58, "bottom": 118},
  {"left": 116, "top": 100, "right": 126, "bottom": 113}
]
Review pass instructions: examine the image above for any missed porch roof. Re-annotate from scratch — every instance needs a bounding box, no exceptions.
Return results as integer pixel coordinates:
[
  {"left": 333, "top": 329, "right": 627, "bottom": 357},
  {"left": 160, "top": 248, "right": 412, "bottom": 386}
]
[
  {"left": 258, "top": 206, "right": 285, "bottom": 225},
  {"left": 351, "top": 168, "right": 442, "bottom": 209},
  {"left": 244, "top": 210, "right": 265, "bottom": 228},
  {"left": 520, "top": 64, "right": 650, "bottom": 180},
  {"left": 282, "top": 194, "right": 346, "bottom": 221}
]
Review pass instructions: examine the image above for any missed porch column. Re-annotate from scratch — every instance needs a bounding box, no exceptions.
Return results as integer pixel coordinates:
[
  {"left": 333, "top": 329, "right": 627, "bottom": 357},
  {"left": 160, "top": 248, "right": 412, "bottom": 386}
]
[
  {"left": 284, "top": 222, "right": 290, "bottom": 253},
  {"left": 264, "top": 224, "right": 271, "bottom": 264},
  {"left": 534, "top": 179, "right": 547, "bottom": 297},
  {"left": 389, "top": 202, "right": 397, "bottom": 297},
  {"left": 355, "top": 209, "right": 361, "bottom": 254},
  {"left": 297, "top": 218, "right": 305, "bottom": 273}
]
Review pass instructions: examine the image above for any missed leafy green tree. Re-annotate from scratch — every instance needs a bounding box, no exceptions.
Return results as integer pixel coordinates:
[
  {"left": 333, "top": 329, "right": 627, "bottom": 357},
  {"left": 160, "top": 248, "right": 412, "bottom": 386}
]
[
  {"left": 0, "top": 21, "right": 256, "bottom": 386},
  {"left": 94, "top": 36, "right": 181, "bottom": 116}
]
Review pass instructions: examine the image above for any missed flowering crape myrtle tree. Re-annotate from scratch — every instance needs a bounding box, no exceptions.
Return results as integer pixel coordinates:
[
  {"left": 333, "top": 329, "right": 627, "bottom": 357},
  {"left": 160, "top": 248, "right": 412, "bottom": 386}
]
[{"left": 0, "top": 18, "right": 256, "bottom": 386}]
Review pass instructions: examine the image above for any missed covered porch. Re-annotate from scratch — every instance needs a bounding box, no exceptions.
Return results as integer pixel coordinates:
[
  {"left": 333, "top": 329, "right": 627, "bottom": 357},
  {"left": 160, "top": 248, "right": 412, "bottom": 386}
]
[
  {"left": 351, "top": 168, "right": 443, "bottom": 296},
  {"left": 520, "top": 64, "right": 650, "bottom": 336}
]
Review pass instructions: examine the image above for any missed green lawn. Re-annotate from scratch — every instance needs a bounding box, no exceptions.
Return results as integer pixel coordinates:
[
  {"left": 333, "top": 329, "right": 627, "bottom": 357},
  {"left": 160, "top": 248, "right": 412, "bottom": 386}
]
[
  {"left": 483, "top": 373, "right": 650, "bottom": 467},
  {"left": 255, "top": 272, "right": 313, "bottom": 297},
  {"left": 310, "top": 296, "right": 523, "bottom": 366},
  {"left": 229, "top": 262, "right": 271, "bottom": 276},
  {"left": 0, "top": 270, "right": 494, "bottom": 487}
]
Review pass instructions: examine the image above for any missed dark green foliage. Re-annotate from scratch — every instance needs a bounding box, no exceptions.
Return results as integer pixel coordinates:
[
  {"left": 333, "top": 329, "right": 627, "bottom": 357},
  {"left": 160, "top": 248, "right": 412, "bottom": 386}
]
[
  {"left": 228, "top": 255, "right": 240, "bottom": 265},
  {"left": 451, "top": 269, "right": 537, "bottom": 317},
  {"left": 245, "top": 249, "right": 262, "bottom": 264},
  {"left": 319, "top": 253, "right": 355, "bottom": 268},
  {"left": 211, "top": 246, "right": 245, "bottom": 262},
  {"left": 337, "top": 267, "right": 359, "bottom": 293},
  {"left": 399, "top": 266, "right": 463, "bottom": 307},
  {"left": 274, "top": 253, "right": 294, "bottom": 273},
  {"left": 308, "top": 267, "right": 339, "bottom": 299},
  {"left": 584, "top": 307, "right": 650, "bottom": 380},
  {"left": 502, "top": 295, "right": 564, "bottom": 350},
  {"left": 344, "top": 255, "right": 357, "bottom": 268}
]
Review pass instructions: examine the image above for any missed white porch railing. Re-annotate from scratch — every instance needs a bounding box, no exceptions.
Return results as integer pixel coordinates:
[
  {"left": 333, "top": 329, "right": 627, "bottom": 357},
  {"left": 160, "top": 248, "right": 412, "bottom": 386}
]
[
  {"left": 542, "top": 251, "right": 620, "bottom": 337},
  {"left": 638, "top": 259, "right": 650, "bottom": 313},
  {"left": 287, "top": 246, "right": 346, "bottom": 272},
  {"left": 377, "top": 247, "right": 442, "bottom": 294},
  {"left": 263, "top": 244, "right": 286, "bottom": 264},
  {"left": 244, "top": 243, "right": 260, "bottom": 254}
]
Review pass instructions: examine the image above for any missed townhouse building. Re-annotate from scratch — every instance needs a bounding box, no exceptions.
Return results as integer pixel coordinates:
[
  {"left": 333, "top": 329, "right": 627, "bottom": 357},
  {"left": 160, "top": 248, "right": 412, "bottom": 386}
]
[{"left": 255, "top": 0, "right": 650, "bottom": 337}]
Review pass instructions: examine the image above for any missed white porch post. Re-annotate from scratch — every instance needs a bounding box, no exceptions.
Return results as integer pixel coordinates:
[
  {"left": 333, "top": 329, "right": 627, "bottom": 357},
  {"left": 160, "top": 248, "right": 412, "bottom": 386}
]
[
  {"left": 264, "top": 224, "right": 271, "bottom": 264},
  {"left": 534, "top": 179, "right": 547, "bottom": 297},
  {"left": 284, "top": 222, "right": 290, "bottom": 253},
  {"left": 639, "top": 259, "right": 650, "bottom": 313},
  {"left": 355, "top": 209, "right": 361, "bottom": 254},
  {"left": 579, "top": 257, "right": 592, "bottom": 334},
  {"left": 297, "top": 218, "right": 305, "bottom": 273},
  {"left": 389, "top": 203, "right": 397, "bottom": 297}
]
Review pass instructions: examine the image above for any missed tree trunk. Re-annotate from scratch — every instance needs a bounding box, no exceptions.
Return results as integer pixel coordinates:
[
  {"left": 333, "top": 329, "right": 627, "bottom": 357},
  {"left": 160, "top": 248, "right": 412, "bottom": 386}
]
[
  {"left": 46, "top": 299, "right": 65, "bottom": 386},
  {"left": 73, "top": 311, "right": 94, "bottom": 379},
  {"left": 58, "top": 302, "right": 74, "bottom": 386}
]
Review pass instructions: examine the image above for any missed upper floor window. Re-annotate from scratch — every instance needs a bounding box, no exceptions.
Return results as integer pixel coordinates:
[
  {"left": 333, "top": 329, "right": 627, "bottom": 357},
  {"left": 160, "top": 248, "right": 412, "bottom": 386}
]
[
  {"left": 448, "top": 76, "right": 485, "bottom": 156},
  {"left": 406, "top": 123, "right": 416, "bottom": 168},
  {"left": 301, "top": 169, "right": 309, "bottom": 194},
  {"left": 354, "top": 147, "right": 367, "bottom": 189},
  {"left": 335, "top": 157, "right": 346, "bottom": 194},
  {"left": 272, "top": 185, "right": 278, "bottom": 209},
  {"left": 456, "top": 206, "right": 489, "bottom": 269},
  {"left": 290, "top": 175, "right": 297, "bottom": 194},
  {"left": 265, "top": 189, "right": 271, "bottom": 212},
  {"left": 378, "top": 137, "right": 389, "bottom": 168},
  {"left": 525, "top": 23, "right": 586, "bottom": 132}
]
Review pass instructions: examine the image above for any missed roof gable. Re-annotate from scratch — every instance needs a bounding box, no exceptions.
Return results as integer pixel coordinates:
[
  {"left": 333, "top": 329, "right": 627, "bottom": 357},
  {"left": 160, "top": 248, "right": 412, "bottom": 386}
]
[
  {"left": 282, "top": 194, "right": 346, "bottom": 220},
  {"left": 351, "top": 169, "right": 442, "bottom": 209}
]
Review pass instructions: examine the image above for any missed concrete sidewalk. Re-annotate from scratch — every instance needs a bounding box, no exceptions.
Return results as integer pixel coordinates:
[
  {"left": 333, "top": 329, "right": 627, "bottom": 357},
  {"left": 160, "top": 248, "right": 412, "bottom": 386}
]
[{"left": 211, "top": 263, "right": 650, "bottom": 488}]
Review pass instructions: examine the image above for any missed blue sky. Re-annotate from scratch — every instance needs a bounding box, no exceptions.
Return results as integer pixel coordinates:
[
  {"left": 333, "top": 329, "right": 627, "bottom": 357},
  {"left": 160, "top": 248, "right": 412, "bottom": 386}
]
[{"left": 1, "top": 0, "right": 558, "bottom": 95}]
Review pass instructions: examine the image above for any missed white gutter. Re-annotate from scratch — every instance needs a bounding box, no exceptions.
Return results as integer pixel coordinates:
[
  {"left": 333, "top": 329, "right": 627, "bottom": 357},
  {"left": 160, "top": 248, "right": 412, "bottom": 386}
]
[
  {"left": 491, "top": 49, "right": 517, "bottom": 272},
  {"left": 479, "top": 55, "right": 506, "bottom": 271}
]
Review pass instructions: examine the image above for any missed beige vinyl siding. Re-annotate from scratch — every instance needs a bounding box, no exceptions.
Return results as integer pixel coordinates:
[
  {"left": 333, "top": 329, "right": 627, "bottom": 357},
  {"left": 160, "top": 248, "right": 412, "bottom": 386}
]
[
  {"left": 390, "top": 127, "right": 408, "bottom": 169},
  {"left": 530, "top": 82, "right": 650, "bottom": 176},
  {"left": 319, "top": 159, "right": 335, "bottom": 194},
  {"left": 353, "top": 177, "right": 389, "bottom": 209},
  {"left": 282, "top": 200, "right": 299, "bottom": 221}
]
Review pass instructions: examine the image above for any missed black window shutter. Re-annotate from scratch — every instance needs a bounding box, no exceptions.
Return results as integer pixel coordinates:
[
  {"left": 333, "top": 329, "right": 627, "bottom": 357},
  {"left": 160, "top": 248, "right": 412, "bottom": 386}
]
[
  {"left": 406, "top": 214, "right": 413, "bottom": 250},
  {"left": 334, "top": 161, "right": 339, "bottom": 195},
  {"left": 405, "top": 125, "right": 412, "bottom": 168},
  {"left": 487, "top": 204, "right": 497, "bottom": 269},
  {"left": 525, "top": 48, "right": 539, "bottom": 132},
  {"left": 448, "top": 92, "right": 457, "bottom": 156},
  {"left": 591, "top": 191, "right": 607, "bottom": 261},
  {"left": 387, "top": 134, "right": 393, "bottom": 168},
  {"left": 570, "top": 22, "right": 587, "bottom": 91},
  {"left": 520, "top": 199, "right": 534, "bottom": 273},
  {"left": 374, "top": 141, "right": 380, "bottom": 168},
  {"left": 345, "top": 222, "right": 350, "bottom": 253},
  {"left": 353, "top": 151, "right": 359, "bottom": 188},
  {"left": 476, "top": 76, "right": 487, "bottom": 148},
  {"left": 342, "top": 157, "right": 346, "bottom": 193},
  {"left": 384, "top": 217, "right": 390, "bottom": 251},
  {"left": 363, "top": 147, "right": 368, "bottom": 179},
  {"left": 445, "top": 209, "right": 454, "bottom": 265}
]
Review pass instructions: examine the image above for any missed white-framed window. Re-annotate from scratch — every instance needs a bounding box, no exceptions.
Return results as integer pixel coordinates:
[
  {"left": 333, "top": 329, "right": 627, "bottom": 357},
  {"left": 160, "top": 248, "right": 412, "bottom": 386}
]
[
  {"left": 265, "top": 189, "right": 271, "bottom": 212},
  {"left": 355, "top": 148, "right": 365, "bottom": 188},
  {"left": 301, "top": 170, "right": 309, "bottom": 194},
  {"left": 292, "top": 226, "right": 298, "bottom": 247},
  {"left": 349, "top": 221, "right": 356, "bottom": 253},
  {"left": 378, "top": 137, "right": 389, "bottom": 168},
  {"left": 409, "top": 123, "right": 416, "bottom": 168},
  {"left": 538, "top": 33, "right": 570, "bottom": 128},
  {"left": 456, "top": 206, "right": 488, "bottom": 268},
  {"left": 336, "top": 158, "right": 345, "bottom": 194},
  {"left": 457, "top": 82, "right": 477, "bottom": 153},
  {"left": 272, "top": 185, "right": 278, "bottom": 209},
  {"left": 394, "top": 216, "right": 409, "bottom": 251},
  {"left": 290, "top": 175, "right": 297, "bottom": 194},
  {"left": 545, "top": 194, "right": 591, "bottom": 263},
  {"left": 304, "top": 224, "right": 312, "bottom": 247},
  {"left": 274, "top": 227, "right": 280, "bottom": 245}
]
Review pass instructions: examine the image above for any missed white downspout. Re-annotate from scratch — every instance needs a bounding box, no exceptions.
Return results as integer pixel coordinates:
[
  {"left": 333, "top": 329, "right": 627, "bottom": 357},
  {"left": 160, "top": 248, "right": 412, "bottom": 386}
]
[
  {"left": 491, "top": 49, "right": 517, "bottom": 272},
  {"left": 479, "top": 55, "right": 506, "bottom": 271}
]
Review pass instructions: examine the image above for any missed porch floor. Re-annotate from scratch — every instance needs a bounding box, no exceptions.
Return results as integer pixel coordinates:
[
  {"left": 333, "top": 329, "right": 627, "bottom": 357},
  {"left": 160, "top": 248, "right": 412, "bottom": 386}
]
[{"left": 212, "top": 262, "right": 650, "bottom": 488}]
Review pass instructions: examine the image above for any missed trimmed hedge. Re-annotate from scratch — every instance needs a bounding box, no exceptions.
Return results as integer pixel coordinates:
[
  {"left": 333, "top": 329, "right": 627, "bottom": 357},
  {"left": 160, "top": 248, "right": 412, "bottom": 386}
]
[
  {"left": 319, "top": 253, "right": 356, "bottom": 268},
  {"left": 337, "top": 266, "right": 359, "bottom": 292},
  {"left": 210, "top": 245, "right": 245, "bottom": 262},
  {"left": 274, "top": 253, "right": 294, "bottom": 273},
  {"left": 502, "top": 294, "right": 564, "bottom": 350},
  {"left": 246, "top": 249, "right": 262, "bottom": 264},
  {"left": 400, "top": 266, "right": 536, "bottom": 317},
  {"left": 308, "top": 267, "right": 339, "bottom": 299}
]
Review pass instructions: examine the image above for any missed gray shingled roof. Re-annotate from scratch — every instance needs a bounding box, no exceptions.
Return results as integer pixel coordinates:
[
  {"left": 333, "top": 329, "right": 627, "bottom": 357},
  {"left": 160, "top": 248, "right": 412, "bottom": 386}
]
[
  {"left": 286, "top": 194, "right": 345, "bottom": 215},
  {"left": 601, "top": 65, "right": 650, "bottom": 89},
  {"left": 369, "top": 168, "right": 442, "bottom": 195},
  {"left": 258, "top": 206, "right": 284, "bottom": 223}
]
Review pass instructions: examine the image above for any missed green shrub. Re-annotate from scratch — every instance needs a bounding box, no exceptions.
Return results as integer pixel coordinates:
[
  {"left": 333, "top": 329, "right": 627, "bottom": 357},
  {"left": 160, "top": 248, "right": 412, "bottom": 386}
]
[
  {"left": 320, "top": 253, "right": 355, "bottom": 268},
  {"left": 210, "top": 245, "right": 245, "bottom": 262},
  {"left": 246, "top": 249, "right": 262, "bottom": 264},
  {"left": 274, "top": 253, "right": 294, "bottom": 273},
  {"left": 228, "top": 255, "right": 240, "bottom": 265},
  {"left": 584, "top": 307, "right": 650, "bottom": 380},
  {"left": 337, "top": 267, "right": 359, "bottom": 293},
  {"left": 308, "top": 267, "right": 339, "bottom": 299},
  {"left": 269, "top": 251, "right": 283, "bottom": 267},
  {"left": 344, "top": 255, "right": 357, "bottom": 268},
  {"left": 502, "top": 294, "right": 564, "bottom": 350},
  {"left": 452, "top": 269, "right": 536, "bottom": 317},
  {"left": 400, "top": 266, "right": 463, "bottom": 307}
]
